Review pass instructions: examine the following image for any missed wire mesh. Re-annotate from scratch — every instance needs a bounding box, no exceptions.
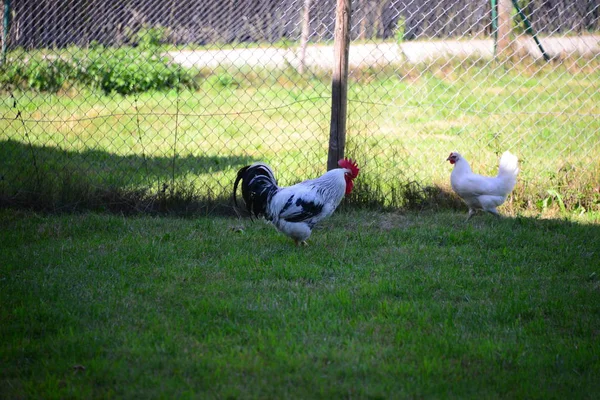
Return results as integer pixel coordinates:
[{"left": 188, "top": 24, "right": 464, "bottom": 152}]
[{"left": 1, "top": 0, "right": 599, "bottom": 213}]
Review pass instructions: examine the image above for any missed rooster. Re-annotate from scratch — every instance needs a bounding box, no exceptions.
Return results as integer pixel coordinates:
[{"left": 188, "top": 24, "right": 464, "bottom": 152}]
[
  {"left": 447, "top": 151, "right": 519, "bottom": 220},
  {"left": 233, "top": 158, "right": 360, "bottom": 245}
]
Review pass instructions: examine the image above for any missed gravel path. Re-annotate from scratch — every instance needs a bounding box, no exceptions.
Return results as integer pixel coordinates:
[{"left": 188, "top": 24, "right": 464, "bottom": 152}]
[{"left": 169, "top": 35, "right": 600, "bottom": 70}]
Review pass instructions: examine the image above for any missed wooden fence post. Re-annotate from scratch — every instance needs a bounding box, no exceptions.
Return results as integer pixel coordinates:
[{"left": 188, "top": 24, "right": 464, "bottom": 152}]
[
  {"left": 496, "top": 0, "right": 512, "bottom": 57},
  {"left": 327, "top": 0, "right": 351, "bottom": 171},
  {"left": 298, "top": 0, "right": 312, "bottom": 75}
]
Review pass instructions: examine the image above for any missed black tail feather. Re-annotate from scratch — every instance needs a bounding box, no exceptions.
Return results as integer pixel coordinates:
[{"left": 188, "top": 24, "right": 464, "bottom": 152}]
[
  {"left": 233, "top": 163, "right": 278, "bottom": 219},
  {"left": 233, "top": 165, "right": 250, "bottom": 210}
]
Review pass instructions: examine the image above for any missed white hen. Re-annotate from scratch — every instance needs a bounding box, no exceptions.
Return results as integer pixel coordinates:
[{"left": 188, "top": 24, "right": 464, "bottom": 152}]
[{"left": 447, "top": 151, "right": 519, "bottom": 220}]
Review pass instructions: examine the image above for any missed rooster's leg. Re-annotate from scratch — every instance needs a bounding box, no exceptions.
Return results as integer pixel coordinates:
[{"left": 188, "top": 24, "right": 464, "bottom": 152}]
[{"left": 466, "top": 209, "right": 477, "bottom": 221}]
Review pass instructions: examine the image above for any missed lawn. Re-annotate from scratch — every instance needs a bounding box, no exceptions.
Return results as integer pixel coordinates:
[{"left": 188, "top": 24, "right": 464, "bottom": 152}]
[
  {"left": 1, "top": 209, "right": 599, "bottom": 398},
  {"left": 1, "top": 57, "right": 599, "bottom": 213}
]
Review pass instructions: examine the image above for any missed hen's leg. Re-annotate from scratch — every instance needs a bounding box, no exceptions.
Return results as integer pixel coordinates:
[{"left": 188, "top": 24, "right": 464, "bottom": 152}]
[
  {"left": 294, "top": 239, "right": 309, "bottom": 247},
  {"left": 486, "top": 208, "right": 500, "bottom": 218},
  {"left": 294, "top": 239, "right": 308, "bottom": 247}
]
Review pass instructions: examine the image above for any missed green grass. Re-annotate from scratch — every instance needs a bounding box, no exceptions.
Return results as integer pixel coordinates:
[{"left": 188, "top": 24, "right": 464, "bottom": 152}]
[
  {"left": 1, "top": 209, "right": 599, "bottom": 398},
  {"left": 1, "top": 56, "right": 599, "bottom": 213}
]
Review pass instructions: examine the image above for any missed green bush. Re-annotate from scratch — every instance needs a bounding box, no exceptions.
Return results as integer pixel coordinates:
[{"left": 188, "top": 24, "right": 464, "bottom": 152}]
[
  {"left": 0, "top": 41, "right": 197, "bottom": 95},
  {"left": 27, "top": 58, "right": 74, "bottom": 92},
  {"left": 0, "top": 61, "right": 24, "bottom": 88},
  {"left": 0, "top": 56, "right": 72, "bottom": 92},
  {"left": 76, "top": 45, "right": 197, "bottom": 95}
]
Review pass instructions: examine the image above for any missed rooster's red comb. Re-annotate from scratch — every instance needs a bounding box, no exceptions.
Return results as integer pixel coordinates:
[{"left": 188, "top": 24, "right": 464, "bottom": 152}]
[{"left": 338, "top": 158, "right": 360, "bottom": 178}]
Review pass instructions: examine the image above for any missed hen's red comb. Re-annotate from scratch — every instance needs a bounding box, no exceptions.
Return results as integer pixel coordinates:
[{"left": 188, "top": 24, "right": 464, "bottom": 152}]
[{"left": 338, "top": 158, "right": 360, "bottom": 178}]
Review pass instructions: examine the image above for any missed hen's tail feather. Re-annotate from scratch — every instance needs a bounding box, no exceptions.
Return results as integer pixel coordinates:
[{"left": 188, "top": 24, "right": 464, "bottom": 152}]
[
  {"left": 498, "top": 151, "right": 519, "bottom": 179},
  {"left": 233, "top": 163, "right": 279, "bottom": 218},
  {"left": 497, "top": 151, "right": 519, "bottom": 193}
]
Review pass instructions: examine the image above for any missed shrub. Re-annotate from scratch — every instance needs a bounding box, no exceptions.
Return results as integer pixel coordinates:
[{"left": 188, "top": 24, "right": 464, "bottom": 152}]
[
  {"left": 0, "top": 41, "right": 197, "bottom": 95},
  {"left": 76, "top": 45, "right": 197, "bottom": 95},
  {"left": 0, "top": 55, "right": 74, "bottom": 92},
  {"left": 0, "top": 61, "right": 25, "bottom": 88},
  {"left": 28, "top": 58, "right": 75, "bottom": 92}
]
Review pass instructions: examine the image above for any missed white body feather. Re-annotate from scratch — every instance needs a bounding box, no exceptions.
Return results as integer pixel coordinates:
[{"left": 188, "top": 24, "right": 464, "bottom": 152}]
[
  {"left": 267, "top": 168, "right": 348, "bottom": 242},
  {"left": 237, "top": 162, "right": 352, "bottom": 243},
  {"left": 450, "top": 151, "right": 519, "bottom": 217}
]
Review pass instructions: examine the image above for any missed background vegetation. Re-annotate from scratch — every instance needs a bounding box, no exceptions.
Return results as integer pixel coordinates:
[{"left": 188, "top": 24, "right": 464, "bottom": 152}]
[
  {"left": 7, "top": 0, "right": 598, "bottom": 48},
  {"left": 1, "top": 50, "right": 599, "bottom": 216}
]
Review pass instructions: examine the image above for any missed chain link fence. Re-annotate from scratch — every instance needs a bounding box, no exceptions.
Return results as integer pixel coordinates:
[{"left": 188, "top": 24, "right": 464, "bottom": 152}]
[{"left": 1, "top": 0, "right": 599, "bottom": 214}]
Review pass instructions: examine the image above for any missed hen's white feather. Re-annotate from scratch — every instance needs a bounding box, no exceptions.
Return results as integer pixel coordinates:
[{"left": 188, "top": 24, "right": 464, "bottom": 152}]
[{"left": 450, "top": 151, "right": 519, "bottom": 218}]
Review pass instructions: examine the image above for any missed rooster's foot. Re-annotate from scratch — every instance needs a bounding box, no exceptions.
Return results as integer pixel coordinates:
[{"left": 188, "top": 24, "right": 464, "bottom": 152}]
[{"left": 466, "top": 210, "right": 476, "bottom": 221}]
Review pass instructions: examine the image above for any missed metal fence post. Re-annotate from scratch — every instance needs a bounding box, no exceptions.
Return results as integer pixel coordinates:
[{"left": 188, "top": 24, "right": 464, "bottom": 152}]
[
  {"left": 327, "top": 0, "right": 351, "bottom": 171},
  {"left": 511, "top": 0, "right": 550, "bottom": 61},
  {"left": 491, "top": 0, "right": 498, "bottom": 56},
  {"left": 1, "top": 0, "right": 11, "bottom": 64}
]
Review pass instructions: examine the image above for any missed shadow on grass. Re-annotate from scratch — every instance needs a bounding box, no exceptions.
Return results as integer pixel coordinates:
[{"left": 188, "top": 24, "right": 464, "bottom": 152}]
[
  {"left": 0, "top": 139, "right": 513, "bottom": 217},
  {"left": 344, "top": 173, "right": 465, "bottom": 212},
  {"left": 0, "top": 139, "right": 254, "bottom": 215}
]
